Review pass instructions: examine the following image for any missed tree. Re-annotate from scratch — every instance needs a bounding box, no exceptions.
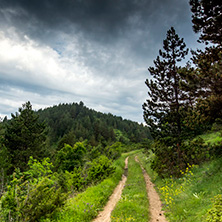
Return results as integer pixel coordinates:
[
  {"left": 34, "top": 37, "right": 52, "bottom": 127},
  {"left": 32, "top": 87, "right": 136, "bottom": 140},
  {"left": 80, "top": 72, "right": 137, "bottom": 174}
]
[
  {"left": 143, "top": 27, "right": 189, "bottom": 138},
  {"left": 4, "top": 102, "right": 46, "bottom": 171},
  {"left": 190, "top": 0, "right": 222, "bottom": 45},
  {"left": 189, "top": 1, "right": 222, "bottom": 124},
  {"left": 55, "top": 142, "right": 86, "bottom": 172}
]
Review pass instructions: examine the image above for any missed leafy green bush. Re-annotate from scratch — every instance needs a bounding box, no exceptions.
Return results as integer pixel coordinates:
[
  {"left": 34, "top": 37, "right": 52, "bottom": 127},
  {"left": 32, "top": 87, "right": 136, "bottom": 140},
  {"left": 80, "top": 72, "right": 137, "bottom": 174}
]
[
  {"left": 56, "top": 167, "right": 86, "bottom": 192},
  {"left": 86, "top": 155, "right": 115, "bottom": 183},
  {"left": 151, "top": 137, "right": 209, "bottom": 177},
  {"left": 55, "top": 142, "right": 86, "bottom": 172},
  {"left": 20, "top": 177, "right": 67, "bottom": 222},
  {"left": 105, "top": 142, "right": 123, "bottom": 160},
  {"left": 0, "top": 157, "right": 67, "bottom": 222},
  {"left": 206, "top": 194, "right": 222, "bottom": 222},
  {"left": 210, "top": 141, "right": 222, "bottom": 157}
]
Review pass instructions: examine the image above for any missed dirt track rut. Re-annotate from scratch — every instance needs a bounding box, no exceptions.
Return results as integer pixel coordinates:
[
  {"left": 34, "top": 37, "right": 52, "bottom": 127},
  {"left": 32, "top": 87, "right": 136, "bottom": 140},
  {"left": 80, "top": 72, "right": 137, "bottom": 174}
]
[
  {"left": 93, "top": 157, "right": 128, "bottom": 222},
  {"left": 135, "top": 156, "right": 167, "bottom": 222}
]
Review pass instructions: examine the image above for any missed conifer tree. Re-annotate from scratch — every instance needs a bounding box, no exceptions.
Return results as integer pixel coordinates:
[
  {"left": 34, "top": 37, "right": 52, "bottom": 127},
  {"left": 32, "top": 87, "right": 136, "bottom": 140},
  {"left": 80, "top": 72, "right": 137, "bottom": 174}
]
[
  {"left": 189, "top": 0, "right": 222, "bottom": 124},
  {"left": 4, "top": 101, "right": 46, "bottom": 171},
  {"left": 143, "top": 27, "right": 189, "bottom": 138},
  {"left": 190, "top": 0, "right": 222, "bottom": 45}
]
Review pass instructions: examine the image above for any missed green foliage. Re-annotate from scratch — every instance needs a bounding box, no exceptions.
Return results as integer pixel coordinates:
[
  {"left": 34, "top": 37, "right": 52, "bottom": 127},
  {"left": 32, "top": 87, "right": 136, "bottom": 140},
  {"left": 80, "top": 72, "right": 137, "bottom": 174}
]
[
  {"left": 190, "top": 46, "right": 222, "bottom": 127},
  {"left": 25, "top": 156, "right": 53, "bottom": 181},
  {"left": 105, "top": 142, "right": 123, "bottom": 160},
  {"left": 206, "top": 194, "right": 222, "bottom": 222},
  {"left": 57, "top": 130, "right": 77, "bottom": 150},
  {"left": 50, "top": 154, "right": 128, "bottom": 222},
  {"left": 211, "top": 119, "right": 222, "bottom": 132},
  {"left": 55, "top": 142, "right": 86, "bottom": 172},
  {"left": 0, "top": 157, "right": 67, "bottom": 222},
  {"left": 56, "top": 168, "right": 85, "bottom": 193},
  {"left": 21, "top": 177, "right": 67, "bottom": 222},
  {"left": 151, "top": 137, "right": 209, "bottom": 177},
  {"left": 4, "top": 101, "right": 46, "bottom": 172},
  {"left": 37, "top": 102, "right": 151, "bottom": 145},
  {"left": 0, "top": 145, "right": 11, "bottom": 184},
  {"left": 86, "top": 155, "right": 115, "bottom": 183}
]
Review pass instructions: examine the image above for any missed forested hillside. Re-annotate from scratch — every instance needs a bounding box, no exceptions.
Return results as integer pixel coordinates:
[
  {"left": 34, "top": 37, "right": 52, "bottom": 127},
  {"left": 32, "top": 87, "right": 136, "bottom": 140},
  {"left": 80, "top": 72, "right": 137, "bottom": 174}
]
[{"left": 37, "top": 101, "right": 152, "bottom": 146}]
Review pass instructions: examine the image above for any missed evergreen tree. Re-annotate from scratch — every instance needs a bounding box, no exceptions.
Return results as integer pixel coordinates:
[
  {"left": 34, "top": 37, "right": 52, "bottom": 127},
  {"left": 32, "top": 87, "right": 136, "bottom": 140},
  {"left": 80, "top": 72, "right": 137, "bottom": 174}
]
[
  {"left": 143, "top": 27, "right": 189, "bottom": 138},
  {"left": 4, "top": 102, "right": 46, "bottom": 171},
  {"left": 189, "top": 1, "right": 222, "bottom": 124},
  {"left": 190, "top": 0, "right": 222, "bottom": 45}
]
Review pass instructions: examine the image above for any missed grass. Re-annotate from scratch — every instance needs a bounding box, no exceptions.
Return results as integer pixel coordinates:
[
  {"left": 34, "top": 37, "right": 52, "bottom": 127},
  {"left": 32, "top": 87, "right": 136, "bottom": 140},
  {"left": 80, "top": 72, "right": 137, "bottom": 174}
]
[
  {"left": 138, "top": 131, "right": 222, "bottom": 222},
  {"left": 43, "top": 150, "right": 138, "bottom": 222},
  {"left": 200, "top": 130, "right": 222, "bottom": 144},
  {"left": 111, "top": 155, "right": 149, "bottom": 222}
]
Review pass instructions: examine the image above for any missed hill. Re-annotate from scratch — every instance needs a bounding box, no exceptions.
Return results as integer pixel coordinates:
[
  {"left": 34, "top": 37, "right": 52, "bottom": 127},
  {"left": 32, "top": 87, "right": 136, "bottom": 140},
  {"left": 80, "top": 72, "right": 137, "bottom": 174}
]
[{"left": 37, "top": 101, "right": 152, "bottom": 146}]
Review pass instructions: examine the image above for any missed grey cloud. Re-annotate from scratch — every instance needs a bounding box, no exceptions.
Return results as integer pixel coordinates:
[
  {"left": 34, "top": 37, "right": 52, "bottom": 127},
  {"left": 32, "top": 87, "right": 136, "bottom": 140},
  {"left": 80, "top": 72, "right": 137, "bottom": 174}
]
[{"left": 0, "top": 0, "right": 201, "bottom": 123}]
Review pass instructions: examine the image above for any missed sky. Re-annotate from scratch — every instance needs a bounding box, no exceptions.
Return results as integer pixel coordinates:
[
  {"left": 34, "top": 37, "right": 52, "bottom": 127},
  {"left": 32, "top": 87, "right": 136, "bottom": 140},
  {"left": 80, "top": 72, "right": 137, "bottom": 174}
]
[{"left": 0, "top": 0, "right": 201, "bottom": 123}]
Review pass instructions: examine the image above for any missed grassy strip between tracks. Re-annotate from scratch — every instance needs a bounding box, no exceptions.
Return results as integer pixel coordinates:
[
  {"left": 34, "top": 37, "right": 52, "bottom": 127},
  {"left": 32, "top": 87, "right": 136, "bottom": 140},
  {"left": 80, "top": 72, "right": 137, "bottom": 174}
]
[{"left": 111, "top": 155, "right": 149, "bottom": 222}]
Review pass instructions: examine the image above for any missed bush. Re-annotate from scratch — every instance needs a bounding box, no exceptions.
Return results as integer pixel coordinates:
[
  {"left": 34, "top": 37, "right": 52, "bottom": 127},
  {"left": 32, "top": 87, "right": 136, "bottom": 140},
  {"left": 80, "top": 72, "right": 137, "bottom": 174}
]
[
  {"left": 206, "top": 194, "right": 222, "bottom": 222},
  {"left": 0, "top": 157, "right": 68, "bottom": 222},
  {"left": 20, "top": 177, "right": 67, "bottom": 222},
  {"left": 210, "top": 141, "right": 222, "bottom": 157},
  {"left": 55, "top": 142, "right": 86, "bottom": 172},
  {"left": 86, "top": 155, "right": 115, "bottom": 183},
  {"left": 56, "top": 167, "right": 86, "bottom": 193},
  {"left": 151, "top": 137, "right": 209, "bottom": 177}
]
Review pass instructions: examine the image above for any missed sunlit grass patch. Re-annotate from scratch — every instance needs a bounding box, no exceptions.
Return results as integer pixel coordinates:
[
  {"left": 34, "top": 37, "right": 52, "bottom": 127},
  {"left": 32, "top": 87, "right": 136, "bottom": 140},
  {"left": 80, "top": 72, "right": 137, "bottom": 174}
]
[{"left": 200, "top": 130, "right": 222, "bottom": 144}]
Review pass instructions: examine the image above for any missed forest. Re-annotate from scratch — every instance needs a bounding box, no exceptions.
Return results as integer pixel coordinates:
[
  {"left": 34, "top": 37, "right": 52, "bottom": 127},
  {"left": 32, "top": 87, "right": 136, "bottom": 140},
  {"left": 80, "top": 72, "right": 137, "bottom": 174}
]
[{"left": 0, "top": 0, "right": 222, "bottom": 221}]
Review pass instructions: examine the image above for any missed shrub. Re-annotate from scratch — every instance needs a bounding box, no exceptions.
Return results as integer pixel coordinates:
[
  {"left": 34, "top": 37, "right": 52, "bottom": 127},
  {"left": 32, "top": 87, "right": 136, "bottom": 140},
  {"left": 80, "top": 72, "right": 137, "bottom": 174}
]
[
  {"left": 86, "top": 155, "right": 115, "bottom": 183},
  {"left": 206, "top": 194, "right": 222, "bottom": 222},
  {"left": 20, "top": 177, "right": 67, "bottom": 222},
  {"left": 55, "top": 142, "right": 86, "bottom": 172},
  {"left": 151, "top": 137, "right": 209, "bottom": 177},
  {"left": 0, "top": 157, "right": 68, "bottom": 222}
]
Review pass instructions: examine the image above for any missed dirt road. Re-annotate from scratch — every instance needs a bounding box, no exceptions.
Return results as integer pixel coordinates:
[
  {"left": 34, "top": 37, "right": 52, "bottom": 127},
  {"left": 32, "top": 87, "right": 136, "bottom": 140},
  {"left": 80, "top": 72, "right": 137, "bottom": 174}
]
[{"left": 93, "top": 156, "right": 167, "bottom": 222}]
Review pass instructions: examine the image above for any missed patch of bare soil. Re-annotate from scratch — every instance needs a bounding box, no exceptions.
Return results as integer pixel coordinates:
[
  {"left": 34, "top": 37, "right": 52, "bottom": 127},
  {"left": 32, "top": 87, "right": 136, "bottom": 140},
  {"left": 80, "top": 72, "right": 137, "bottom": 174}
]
[
  {"left": 93, "top": 157, "right": 129, "bottom": 222},
  {"left": 135, "top": 156, "right": 168, "bottom": 222}
]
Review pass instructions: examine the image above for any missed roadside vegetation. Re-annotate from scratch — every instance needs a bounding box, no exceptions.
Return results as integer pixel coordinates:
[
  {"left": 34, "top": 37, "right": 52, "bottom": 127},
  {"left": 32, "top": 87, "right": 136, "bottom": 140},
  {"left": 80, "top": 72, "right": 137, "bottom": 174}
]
[
  {"left": 138, "top": 130, "right": 222, "bottom": 222},
  {"left": 111, "top": 155, "right": 149, "bottom": 222},
  {"left": 46, "top": 153, "right": 126, "bottom": 222}
]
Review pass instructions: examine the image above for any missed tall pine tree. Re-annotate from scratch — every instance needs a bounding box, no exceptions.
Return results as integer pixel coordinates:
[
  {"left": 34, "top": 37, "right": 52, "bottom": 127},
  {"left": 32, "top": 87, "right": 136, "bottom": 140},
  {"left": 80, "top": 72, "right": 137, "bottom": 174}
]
[
  {"left": 143, "top": 27, "right": 189, "bottom": 138},
  {"left": 4, "top": 102, "right": 46, "bottom": 171}
]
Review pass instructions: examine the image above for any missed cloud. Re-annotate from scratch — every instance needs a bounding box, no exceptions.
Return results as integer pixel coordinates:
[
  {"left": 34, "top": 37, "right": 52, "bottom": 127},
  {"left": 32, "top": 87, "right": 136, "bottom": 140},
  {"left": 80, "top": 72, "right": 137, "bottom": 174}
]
[{"left": 0, "top": 0, "right": 201, "bottom": 122}]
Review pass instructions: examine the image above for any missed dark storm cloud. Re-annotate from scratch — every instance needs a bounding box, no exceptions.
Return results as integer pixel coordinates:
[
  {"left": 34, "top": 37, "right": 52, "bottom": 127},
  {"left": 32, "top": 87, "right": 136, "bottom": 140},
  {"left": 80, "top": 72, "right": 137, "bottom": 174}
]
[
  {"left": 0, "top": 0, "right": 200, "bottom": 122},
  {"left": 0, "top": 0, "right": 193, "bottom": 43}
]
